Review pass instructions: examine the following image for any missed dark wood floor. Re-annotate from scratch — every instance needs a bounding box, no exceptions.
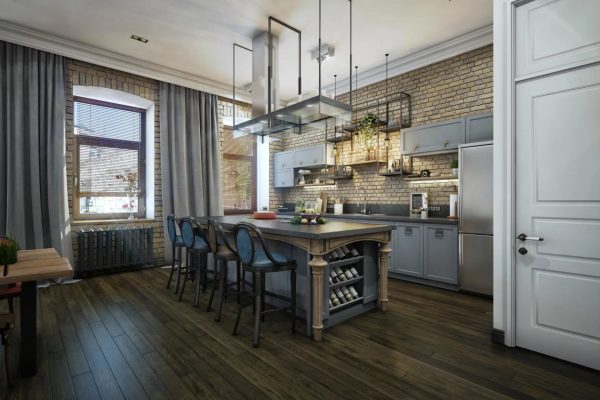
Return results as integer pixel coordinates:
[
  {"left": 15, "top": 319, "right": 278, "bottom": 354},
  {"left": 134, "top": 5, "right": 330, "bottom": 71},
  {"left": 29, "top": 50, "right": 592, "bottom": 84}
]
[{"left": 2, "top": 268, "right": 599, "bottom": 399}]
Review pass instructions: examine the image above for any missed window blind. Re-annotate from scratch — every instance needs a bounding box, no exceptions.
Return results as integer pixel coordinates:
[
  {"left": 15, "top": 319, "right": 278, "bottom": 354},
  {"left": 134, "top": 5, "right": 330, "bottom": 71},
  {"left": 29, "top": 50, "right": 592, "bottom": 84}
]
[{"left": 75, "top": 101, "right": 141, "bottom": 142}]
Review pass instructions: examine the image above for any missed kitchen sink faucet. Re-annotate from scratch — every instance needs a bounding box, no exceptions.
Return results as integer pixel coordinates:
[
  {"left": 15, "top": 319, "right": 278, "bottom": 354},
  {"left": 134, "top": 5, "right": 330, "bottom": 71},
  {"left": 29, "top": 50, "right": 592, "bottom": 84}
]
[{"left": 359, "top": 186, "right": 368, "bottom": 215}]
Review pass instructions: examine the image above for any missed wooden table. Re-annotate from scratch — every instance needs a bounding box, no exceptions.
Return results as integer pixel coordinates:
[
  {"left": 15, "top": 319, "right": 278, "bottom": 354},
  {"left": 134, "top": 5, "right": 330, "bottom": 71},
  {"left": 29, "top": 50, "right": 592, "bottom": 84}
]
[
  {"left": 1, "top": 248, "right": 73, "bottom": 376},
  {"left": 193, "top": 215, "right": 394, "bottom": 341}
]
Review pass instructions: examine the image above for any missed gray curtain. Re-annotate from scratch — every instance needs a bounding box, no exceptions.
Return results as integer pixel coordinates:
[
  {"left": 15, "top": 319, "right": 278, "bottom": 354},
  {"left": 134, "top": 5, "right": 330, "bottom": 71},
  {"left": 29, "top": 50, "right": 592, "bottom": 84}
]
[
  {"left": 160, "top": 82, "right": 222, "bottom": 262},
  {"left": 0, "top": 41, "right": 72, "bottom": 262}
]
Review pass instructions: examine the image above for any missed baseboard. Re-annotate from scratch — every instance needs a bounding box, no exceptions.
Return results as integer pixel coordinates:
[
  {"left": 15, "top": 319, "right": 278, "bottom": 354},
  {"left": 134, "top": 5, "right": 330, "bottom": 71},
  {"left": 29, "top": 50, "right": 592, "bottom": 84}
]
[{"left": 491, "top": 329, "right": 505, "bottom": 344}]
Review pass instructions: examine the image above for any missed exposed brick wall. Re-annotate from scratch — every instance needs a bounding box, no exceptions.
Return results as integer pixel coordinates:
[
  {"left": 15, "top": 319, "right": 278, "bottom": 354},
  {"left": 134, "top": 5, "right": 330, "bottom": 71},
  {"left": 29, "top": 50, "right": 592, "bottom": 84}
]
[
  {"left": 274, "top": 45, "right": 493, "bottom": 209},
  {"left": 65, "top": 59, "right": 165, "bottom": 265}
]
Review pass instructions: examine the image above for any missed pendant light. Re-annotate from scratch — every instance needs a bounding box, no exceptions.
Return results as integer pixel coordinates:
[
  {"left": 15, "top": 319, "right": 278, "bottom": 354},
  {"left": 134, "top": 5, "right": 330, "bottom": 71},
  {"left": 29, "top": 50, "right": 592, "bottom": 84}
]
[{"left": 384, "top": 53, "right": 390, "bottom": 148}]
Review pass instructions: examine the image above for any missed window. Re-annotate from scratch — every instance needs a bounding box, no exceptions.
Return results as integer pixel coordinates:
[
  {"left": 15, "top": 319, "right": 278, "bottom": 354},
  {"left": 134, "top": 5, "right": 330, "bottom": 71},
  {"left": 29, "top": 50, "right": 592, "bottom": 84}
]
[
  {"left": 74, "top": 97, "right": 146, "bottom": 219},
  {"left": 222, "top": 127, "right": 256, "bottom": 214}
]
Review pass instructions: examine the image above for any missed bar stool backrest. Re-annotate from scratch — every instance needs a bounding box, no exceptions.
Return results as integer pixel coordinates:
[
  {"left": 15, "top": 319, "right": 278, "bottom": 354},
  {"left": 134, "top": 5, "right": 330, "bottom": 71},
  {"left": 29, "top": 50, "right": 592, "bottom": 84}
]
[
  {"left": 207, "top": 219, "right": 236, "bottom": 255},
  {"left": 233, "top": 222, "right": 286, "bottom": 267},
  {"left": 167, "top": 214, "right": 179, "bottom": 243},
  {"left": 180, "top": 218, "right": 199, "bottom": 248}
]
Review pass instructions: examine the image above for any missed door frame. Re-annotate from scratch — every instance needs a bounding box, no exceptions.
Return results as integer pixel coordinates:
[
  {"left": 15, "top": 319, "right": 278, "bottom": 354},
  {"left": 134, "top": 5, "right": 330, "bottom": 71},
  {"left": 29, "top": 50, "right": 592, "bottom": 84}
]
[{"left": 493, "top": 0, "right": 600, "bottom": 347}]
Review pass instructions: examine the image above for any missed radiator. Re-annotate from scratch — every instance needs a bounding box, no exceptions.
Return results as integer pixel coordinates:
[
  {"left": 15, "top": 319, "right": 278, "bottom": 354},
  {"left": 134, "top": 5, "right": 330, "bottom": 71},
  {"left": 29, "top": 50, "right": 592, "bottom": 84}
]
[{"left": 76, "top": 227, "right": 154, "bottom": 277}]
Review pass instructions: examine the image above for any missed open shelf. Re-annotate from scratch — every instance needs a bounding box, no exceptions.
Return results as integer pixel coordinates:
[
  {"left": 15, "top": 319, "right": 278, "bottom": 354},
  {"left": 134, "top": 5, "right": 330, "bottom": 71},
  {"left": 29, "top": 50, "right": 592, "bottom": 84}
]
[
  {"left": 342, "top": 119, "right": 388, "bottom": 133},
  {"left": 326, "top": 173, "right": 353, "bottom": 180},
  {"left": 329, "top": 296, "right": 364, "bottom": 313},
  {"left": 346, "top": 160, "right": 386, "bottom": 167},
  {"left": 326, "top": 133, "right": 353, "bottom": 143},
  {"left": 378, "top": 171, "right": 405, "bottom": 177},
  {"left": 296, "top": 183, "right": 336, "bottom": 187},
  {"left": 330, "top": 275, "right": 363, "bottom": 290},
  {"left": 403, "top": 175, "right": 459, "bottom": 182},
  {"left": 328, "top": 255, "right": 364, "bottom": 269}
]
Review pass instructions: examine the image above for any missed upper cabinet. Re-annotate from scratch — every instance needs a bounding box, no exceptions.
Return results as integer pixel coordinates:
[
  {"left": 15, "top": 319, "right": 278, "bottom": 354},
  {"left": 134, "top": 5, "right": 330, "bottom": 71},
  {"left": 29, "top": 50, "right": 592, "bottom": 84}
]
[
  {"left": 402, "top": 117, "right": 465, "bottom": 155},
  {"left": 465, "top": 113, "right": 493, "bottom": 143},
  {"left": 293, "top": 144, "right": 333, "bottom": 168},
  {"left": 402, "top": 113, "right": 492, "bottom": 155},
  {"left": 273, "top": 150, "right": 294, "bottom": 171}
]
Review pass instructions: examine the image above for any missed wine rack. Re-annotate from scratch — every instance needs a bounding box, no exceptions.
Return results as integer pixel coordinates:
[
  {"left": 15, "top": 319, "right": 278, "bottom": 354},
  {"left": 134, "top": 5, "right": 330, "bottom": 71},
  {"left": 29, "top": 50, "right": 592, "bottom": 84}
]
[{"left": 326, "top": 245, "right": 365, "bottom": 313}]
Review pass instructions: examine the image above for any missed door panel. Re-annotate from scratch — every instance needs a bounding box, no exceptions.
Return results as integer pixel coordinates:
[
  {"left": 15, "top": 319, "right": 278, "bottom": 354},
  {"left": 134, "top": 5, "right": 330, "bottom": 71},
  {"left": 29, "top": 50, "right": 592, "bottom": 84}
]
[
  {"left": 516, "top": 0, "right": 600, "bottom": 78},
  {"left": 423, "top": 226, "right": 458, "bottom": 284},
  {"left": 516, "top": 63, "right": 600, "bottom": 370},
  {"left": 465, "top": 113, "right": 493, "bottom": 143},
  {"left": 273, "top": 169, "right": 293, "bottom": 188},
  {"left": 274, "top": 150, "right": 294, "bottom": 171},
  {"left": 402, "top": 118, "right": 465, "bottom": 155}
]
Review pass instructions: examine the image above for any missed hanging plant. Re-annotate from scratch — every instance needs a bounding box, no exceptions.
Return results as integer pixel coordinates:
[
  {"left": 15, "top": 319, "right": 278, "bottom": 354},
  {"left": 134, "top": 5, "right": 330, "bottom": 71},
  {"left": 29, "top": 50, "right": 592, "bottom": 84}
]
[{"left": 358, "top": 112, "right": 378, "bottom": 150}]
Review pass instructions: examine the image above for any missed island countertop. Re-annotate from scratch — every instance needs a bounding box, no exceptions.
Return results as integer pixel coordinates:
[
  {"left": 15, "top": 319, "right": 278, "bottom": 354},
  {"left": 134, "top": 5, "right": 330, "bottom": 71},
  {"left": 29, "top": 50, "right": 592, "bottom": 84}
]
[{"left": 191, "top": 214, "right": 396, "bottom": 240}]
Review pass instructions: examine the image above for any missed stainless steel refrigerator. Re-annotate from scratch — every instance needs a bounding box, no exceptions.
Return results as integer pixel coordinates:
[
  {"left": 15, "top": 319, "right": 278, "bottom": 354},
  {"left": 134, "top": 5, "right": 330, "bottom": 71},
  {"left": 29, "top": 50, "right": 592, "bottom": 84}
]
[{"left": 458, "top": 141, "right": 493, "bottom": 296}]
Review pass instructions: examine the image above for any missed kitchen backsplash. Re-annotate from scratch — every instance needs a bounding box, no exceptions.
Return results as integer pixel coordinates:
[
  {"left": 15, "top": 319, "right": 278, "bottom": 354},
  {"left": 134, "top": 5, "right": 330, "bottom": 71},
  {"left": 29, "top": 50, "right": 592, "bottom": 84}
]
[{"left": 269, "top": 45, "right": 492, "bottom": 211}]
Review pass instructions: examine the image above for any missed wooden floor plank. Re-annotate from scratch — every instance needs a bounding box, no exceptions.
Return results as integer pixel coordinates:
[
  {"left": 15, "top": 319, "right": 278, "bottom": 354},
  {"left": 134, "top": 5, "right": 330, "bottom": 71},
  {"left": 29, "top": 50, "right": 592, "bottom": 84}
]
[{"left": 9, "top": 268, "right": 599, "bottom": 400}]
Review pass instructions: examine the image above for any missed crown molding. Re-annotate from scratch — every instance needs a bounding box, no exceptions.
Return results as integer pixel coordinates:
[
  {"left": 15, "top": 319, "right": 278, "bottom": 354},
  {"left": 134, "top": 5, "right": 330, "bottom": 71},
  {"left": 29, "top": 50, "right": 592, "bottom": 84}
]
[
  {"left": 0, "top": 20, "right": 251, "bottom": 102},
  {"left": 320, "top": 24, "right": 493, "bottom": 98}
]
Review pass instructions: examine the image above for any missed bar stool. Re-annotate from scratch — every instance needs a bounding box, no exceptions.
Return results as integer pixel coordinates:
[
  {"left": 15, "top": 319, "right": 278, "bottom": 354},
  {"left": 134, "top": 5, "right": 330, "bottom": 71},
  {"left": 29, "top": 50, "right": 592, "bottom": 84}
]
[
  {"left": 166, "top": 214, "right": 186, "bottom": 292},
  {"left": 232, "top": 222, "right": 296, "bottom": 347},
  {"left": 206, "top": 218, "right": 241, "bottom": 321},
  {"left": 179, "top": 218, "right": 211, "bottom": 307}
]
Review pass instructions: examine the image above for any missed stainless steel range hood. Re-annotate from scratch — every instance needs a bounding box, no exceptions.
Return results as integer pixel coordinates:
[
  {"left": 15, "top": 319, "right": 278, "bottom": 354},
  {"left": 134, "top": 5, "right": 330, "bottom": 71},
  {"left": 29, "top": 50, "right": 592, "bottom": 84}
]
[{"left": 233, "top": 0, "right": 352, "bottom": 137}]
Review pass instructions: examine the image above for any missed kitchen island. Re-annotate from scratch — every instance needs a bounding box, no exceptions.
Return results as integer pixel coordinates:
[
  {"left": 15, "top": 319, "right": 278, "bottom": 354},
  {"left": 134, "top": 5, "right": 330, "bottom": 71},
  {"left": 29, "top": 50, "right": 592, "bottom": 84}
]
[{"left": 192, "top": 215, "right": 394, "bottom": 341}]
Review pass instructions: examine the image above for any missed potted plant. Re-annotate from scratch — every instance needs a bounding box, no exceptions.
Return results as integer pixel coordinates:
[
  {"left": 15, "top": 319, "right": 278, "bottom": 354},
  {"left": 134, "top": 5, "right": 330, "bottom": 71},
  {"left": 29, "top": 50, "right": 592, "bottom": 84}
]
[
  {"left": 451, "top": 159, "right": 459, "bottom": 177},
  {"left": 0, "top": 236, "right": 19, "bottom": 276},
  {"left": 116, "top": 171, "right": 139, "bottom": 220},
  {"left": 358, "top": 113, "right": 378, "bottom": 160}
]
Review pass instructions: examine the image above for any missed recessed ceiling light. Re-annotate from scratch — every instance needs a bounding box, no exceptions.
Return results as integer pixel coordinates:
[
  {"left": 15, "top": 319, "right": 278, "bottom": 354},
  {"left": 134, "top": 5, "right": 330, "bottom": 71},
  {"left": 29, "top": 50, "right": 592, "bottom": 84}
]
[{"left": 130, "top": 34, "right": 149, "bottom": 44}]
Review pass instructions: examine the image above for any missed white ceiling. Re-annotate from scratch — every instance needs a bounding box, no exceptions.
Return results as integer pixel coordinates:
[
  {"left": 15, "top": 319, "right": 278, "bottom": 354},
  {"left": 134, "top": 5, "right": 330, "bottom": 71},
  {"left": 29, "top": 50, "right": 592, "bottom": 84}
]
[{"left": 0, "top": 0, "right": 492, "bottom": 101}]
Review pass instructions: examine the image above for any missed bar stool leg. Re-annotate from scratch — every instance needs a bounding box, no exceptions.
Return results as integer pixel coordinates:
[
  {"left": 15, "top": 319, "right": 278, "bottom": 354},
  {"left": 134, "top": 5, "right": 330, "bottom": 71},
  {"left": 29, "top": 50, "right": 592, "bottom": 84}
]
[
  {"left": 175, "top": 249, "right": 186, "bottom": 294},
  {"left": 194, "top": 253, "right": 202, "bottom": 307},
  {"left": 291, "top": 269, "right": 296, "bottom": 334},
  {"left": 216, "top": 262, "right": 227, "bottom": 322},
  {"left": 202, "top": 253, "right": 208, "bottom": 293},
  {"left": 236, "top": 260, "right": 241, "bottom": 304},
  {"left": 178, "top": 257, "right": 189, "bottom": 302},
  {"left": 167, "top": 243, "right": 176, "bottom": 289},
  {"left": 260, "top": 272, "right": 266, "bottom": 322},
  {"left": 207, "top": 259, "right": 219, "bottom": 312},
  {"left": 253, "top": 271, "right": 262, "bottom": 348}
]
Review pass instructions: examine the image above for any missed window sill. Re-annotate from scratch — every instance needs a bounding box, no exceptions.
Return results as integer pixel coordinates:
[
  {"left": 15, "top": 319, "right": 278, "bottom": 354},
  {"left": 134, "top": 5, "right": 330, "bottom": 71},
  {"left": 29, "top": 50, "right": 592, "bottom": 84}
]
[{"left": 71, "top": 218, "right": 156, "bottom": 226}]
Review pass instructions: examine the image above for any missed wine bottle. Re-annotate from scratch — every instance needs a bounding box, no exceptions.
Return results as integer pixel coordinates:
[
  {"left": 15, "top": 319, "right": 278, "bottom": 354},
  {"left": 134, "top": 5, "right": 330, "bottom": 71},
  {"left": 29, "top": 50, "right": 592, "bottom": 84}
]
[
  {"left": 334, "top": 266, "right": 346, "bottom": 281},
  {"left": 328, "top": 275, "right": 333, "bottom": 285},
  {"left": 341, "top": 286, "right": 353, "bottom": 301},
  {"left": 329, "top": 298, "right": 333, "bottom": 308},
  {"left": 349, "top": 247, "right": 360, "bottom": 257},
  {"left": 329, "top": 250, "right": 339, "bottom": 261},
  {"left": 348, "top": 285, "right": 359, "bottom": 299},
  {"left": 349, "top": 266, "right": 360, "bottom": 278},
  {"left": 344, "top": 268, "right": 354, "bottom": 280},
  {"left": 335, "top": 288, "right": 346, "bottom": 303},
  {"left": 329, "top": 268, "right": 338, "bottom": 283},
  {"left": 341, "top": 245, "right": 351, "bottom": 258},
  {"left": 329, "top": 291, "right": 340, "bottom": 306}
]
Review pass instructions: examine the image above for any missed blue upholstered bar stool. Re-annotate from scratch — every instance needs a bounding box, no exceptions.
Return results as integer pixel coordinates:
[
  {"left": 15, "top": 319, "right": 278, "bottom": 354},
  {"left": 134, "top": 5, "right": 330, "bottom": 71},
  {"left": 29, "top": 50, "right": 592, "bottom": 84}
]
[
  {"left": 179, "top": 218, "right": 211, "bottom": 307},
  {"left": 206, "top": 218, "right": 242, "bottom": 321},
  {"left": 232, "top": 222, "right": 296, "bottom": 347},
  {"left": 166, "top": 215, "right": 186, "bottom": 292}
]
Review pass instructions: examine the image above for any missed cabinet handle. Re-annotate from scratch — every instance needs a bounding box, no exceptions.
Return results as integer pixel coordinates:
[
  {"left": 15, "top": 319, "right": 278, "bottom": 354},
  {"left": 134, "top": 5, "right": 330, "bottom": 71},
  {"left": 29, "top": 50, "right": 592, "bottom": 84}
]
[
  {"left": 443, "top": 140, "right": 449, "bottom": 147},
  {"left": 404, "top": 227, "right": 413, "bottom": 235},
  {"left": 435, "top": 229, "right": 444, "bottom": 238},
  {"left": 413, "top": 145, "right": 418, "bottom": 151},
  {"left": 299, "top": 161, "right": 303, "bottom": 165}
]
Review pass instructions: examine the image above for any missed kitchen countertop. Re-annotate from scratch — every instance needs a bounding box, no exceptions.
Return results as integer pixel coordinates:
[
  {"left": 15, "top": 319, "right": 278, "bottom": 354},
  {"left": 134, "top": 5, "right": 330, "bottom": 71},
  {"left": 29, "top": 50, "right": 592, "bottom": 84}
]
[
  {"left": 191, "top": 215, "right": 395, "bottom": 240},
  {"left": 277, "top": 211, "right": 458, "bottom": 225}
]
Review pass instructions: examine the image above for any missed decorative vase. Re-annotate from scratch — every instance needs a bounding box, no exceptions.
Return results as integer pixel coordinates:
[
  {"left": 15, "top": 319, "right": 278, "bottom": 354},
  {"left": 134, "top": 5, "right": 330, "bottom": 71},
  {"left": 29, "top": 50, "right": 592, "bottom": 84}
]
[
  {"left": 452, "top": 168, "right": 459, "bottom": 177},
  {"left": 127, "top": 194, "right": 135, "bottom": 220}
]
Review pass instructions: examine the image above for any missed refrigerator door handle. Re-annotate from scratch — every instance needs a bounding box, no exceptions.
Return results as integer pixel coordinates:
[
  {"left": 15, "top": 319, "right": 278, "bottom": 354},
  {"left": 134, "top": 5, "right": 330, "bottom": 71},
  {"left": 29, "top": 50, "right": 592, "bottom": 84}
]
[{"left": 458, "top": 149, "right": 464, "bottom": 231}]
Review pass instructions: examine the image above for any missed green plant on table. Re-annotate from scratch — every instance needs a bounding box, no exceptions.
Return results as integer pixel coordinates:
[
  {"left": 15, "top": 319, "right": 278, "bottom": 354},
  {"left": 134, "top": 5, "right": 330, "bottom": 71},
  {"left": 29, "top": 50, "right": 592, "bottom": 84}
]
[{"left": 0, "top": 236, "right": 19, "bottom": 271}]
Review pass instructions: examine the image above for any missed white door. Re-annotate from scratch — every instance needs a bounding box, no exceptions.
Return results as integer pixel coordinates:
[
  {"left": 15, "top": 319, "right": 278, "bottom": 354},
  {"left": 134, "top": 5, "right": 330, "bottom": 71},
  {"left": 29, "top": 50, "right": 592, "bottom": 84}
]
[{"left": 515, "top": 64, "right": 600, "bottom": 370}]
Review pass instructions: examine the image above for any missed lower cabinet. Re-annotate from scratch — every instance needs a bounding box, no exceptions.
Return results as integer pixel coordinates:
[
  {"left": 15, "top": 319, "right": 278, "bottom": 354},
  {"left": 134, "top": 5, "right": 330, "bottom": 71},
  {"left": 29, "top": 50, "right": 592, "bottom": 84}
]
[
  {"left": 392, "top": 223, "right": 458, "bottom": 286},
  {"left": 394, "top": 224, "right": 423, "bottom": 277},
  {"left": 423, "top": 225, "right": 458, "bottom": 284}
]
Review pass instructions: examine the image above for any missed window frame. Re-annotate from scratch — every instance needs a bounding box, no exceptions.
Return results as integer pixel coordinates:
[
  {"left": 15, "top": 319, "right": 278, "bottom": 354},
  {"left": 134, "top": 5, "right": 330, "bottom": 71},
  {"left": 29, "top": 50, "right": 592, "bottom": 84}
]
[
  {"left": 223, "top": 141, "right": 257, "bottom": 215},
  {"left": 73, "top": 96, "right": 147, "bottom": 220}
]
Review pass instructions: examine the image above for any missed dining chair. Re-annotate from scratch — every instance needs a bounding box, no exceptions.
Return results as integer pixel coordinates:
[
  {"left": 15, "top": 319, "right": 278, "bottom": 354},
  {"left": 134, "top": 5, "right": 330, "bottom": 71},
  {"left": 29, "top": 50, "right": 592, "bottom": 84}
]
[
  {"left": 206, "top": 219, "right": 242, "bottom": 321},
  {"left": 232, "top": 222, "right": 296, "bottom": 347},
  {"left": 179, "top": 218, "right": 211, "bottom": 307},
  {"left": 166, "top": 214, "right": 186, "bottom": 292},
  {"left": 0, "top": 312, "right": 15, "bottom": 387}
]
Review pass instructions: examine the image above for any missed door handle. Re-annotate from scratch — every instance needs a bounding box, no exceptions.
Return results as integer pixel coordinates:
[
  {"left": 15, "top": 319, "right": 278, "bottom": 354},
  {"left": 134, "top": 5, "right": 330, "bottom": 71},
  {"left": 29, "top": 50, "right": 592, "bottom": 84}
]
[{"left": 517, "top": 233, "right": 544, "bottom": 242}]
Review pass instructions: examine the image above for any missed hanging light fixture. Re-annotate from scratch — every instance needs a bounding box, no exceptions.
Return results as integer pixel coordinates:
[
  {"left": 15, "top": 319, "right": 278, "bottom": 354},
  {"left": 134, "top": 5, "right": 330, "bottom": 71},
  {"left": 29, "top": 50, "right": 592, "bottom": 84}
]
[{"left": 384, "top": 53, "right": 390, "bottom": 147}]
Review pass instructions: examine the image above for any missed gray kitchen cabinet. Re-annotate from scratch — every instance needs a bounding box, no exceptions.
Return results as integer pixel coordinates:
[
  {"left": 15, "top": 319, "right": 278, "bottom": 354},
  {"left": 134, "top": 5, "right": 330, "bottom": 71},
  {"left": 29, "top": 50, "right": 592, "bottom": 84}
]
[
  {"left": 402, "top": 117, "right": 465, "bottom": 155},
  {"left": 423, "top": 225, "right": 458, "bottom": 284},
  {"left": 273, "top": 169, "right": 294, "bottom": 188},
  {"left": 465, "top": 113, "right": 493, "bottom": 143},
  {"left": 274, "top": 150, "right": 294, "bottom": 171},
  {"left": 394, "top": 224, "right": 423, "bottom": 277},
  {"left": 294, "top": 144, "right": 323, "bottom": 168}
]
